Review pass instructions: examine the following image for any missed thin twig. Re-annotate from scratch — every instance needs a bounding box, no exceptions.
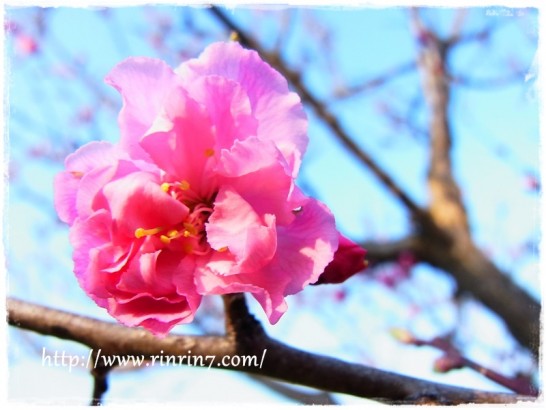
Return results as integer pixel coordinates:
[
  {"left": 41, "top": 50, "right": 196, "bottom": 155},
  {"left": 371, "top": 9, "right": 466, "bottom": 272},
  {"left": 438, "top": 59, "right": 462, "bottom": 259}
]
[
  {"left": 334, "top": 61, "right": 417, "bottom": 99},
  {"left": 90, "top": 360, "right": 112, "bottom": 406},
  {"left": 397, "top": 332, "right": 538, "bottom": 396}
]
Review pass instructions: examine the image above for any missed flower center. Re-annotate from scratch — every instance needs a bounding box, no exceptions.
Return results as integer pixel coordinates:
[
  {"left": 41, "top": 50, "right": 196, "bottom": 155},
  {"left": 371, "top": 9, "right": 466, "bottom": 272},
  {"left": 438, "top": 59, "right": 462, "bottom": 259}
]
[{"left": 134, "top": 180, "right": 216, "bottom": 255}]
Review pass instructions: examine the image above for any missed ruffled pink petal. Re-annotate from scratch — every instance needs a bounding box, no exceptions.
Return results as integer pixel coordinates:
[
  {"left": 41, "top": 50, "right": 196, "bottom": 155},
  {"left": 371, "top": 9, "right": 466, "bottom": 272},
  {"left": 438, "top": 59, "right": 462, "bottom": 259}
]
[
  {"left": 218, "top": 136, "right": 284, "bottom": 177},
  {"left": 219, "top": 146, "right": 297, "bottom": 226},
  {"left": 54, "top": 171, "right": 82, "bottom": 225},
  {"left": 140, "top": 88, "right": 218, "bottom": 197},
  {"left": 54, "top": 141, "right": 118, "bottom": 224},
  {"left": 184, "top": 75, "right": 257, "bottom": 150},
  {"left": 108, "top": 250, "right": 202, "bottom": 336},
  {"left": 314, "top": 234, "right": 368, "bottom": 285},
  {"left": 177, "top": 41, "right": 307, "bottom": 177},
  {"left": 278, "top": 198, "right": 339, "bottom": 293},
  {"left": 105, "top": 57, "right": 177, "bottom": 160},
  {"left": 196, "top": 265, "right": 289, "bottom": 324},
  {"left": 102, "top": 171, "right": 189, "bottom": 237},
  {"left": 75, "top": 159, "right": 144, "bottom": 221},
  {"left": 108, "top": 294, "right": 194, "bottom": 336},
  {"left": 116, "top": 251, "right": 171, "bottom": 295},
  {"left": 206, "top": 187, "right": 277, "bottom": 273},
  {"left": 199, "top": 197, "right": 338, "bottom": 324},
  {"left": 258, "top": 198, "right": 338, "bottom": 322},
  {"left": 69, "top": 210, "right": 120, "bottom": 306},
  {"left": 65, "top": 141, "right": 120, "bottom": 172}
]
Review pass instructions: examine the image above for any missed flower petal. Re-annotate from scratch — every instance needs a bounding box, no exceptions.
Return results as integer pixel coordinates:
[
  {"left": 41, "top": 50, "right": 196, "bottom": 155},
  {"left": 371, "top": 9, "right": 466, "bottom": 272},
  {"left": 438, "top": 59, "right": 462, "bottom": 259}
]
[
  {"left": 185, "top": 75, "right": 258, "bottom": 150},
  {"left": 105, "top": 57, "right": 177, "bottom": 160},
  {"left": 102, "top": 171, "right": 189, "bottom": 237},
  {"left": 177, "top": 41, "right": 308, "bottom": 177},
  {"left": 75, "top": 159, "right": 144, "bottom": 221},
  {"left": 108, "top": 294, "right": 194, "bottom": 337},
  {"left": 54, "top": 141, "right": 118, "bottom": 224},
  {"left": 200, "top": 197, "right": 338, "bottom": 324},
  {"left": 219, "top": 142, "right": 298, "bottom": 225},
  {"left": 206, "top": 187, "right": 277, "bottom": 273},
  {"left": 69, "top": 210, "right": 123, "bottom": 307},
  {"left": 140, "top": 88, "right": 218, "bottom": 197},
  {"left": 259, "top": 197, "right": 339, "bottom": 303},
  {"left": 218, "top": 135, "right": 284, "bottom": 177}
]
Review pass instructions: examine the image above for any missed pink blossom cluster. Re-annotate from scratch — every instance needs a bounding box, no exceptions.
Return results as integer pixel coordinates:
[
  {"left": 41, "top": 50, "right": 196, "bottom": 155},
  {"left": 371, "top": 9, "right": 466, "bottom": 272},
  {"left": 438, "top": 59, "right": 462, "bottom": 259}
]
[{"left": 55, "top": 41, "right": 366, "bottom": 336}]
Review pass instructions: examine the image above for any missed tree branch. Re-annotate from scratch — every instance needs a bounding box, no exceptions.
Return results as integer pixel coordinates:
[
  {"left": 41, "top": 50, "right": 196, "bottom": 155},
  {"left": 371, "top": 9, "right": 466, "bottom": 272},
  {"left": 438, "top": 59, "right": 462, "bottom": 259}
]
[
  {"left": 7, "top": 297, "right": 530, "bottom": 404},
  {"left": 447, "top": 20, "right": 497, "bottom": 47},
  {"left": 90, "top": 358, "right": 111, "bottom": 406},
  {"left": 334, "top": 60, "right": 417, "bottom": 99},
  {"left": 413, "top": 238, "right": 541, "bottom": 360},
  {"left": 410, "top": 10, "right": 541, "bottom": 358},
  {"left": 361, "top": 235, "right": 420, "bottom": 266},
  {"left": 413, "top": 18, "right": 471, "bottom": 239},
  {"left": 394, "top": 330, "right": 537, "bottom": 396},
  {"left": 450, "top": 71, "right": 527, "bottom": 89}
]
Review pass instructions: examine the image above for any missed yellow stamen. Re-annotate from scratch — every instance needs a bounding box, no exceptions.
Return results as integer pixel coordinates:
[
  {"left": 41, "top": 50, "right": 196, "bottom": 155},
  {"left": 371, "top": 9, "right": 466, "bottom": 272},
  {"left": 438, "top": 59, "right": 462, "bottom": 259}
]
[
  {"left": 229, "top": 31, "right": 240, "bottom": 42},
  {"left": 135, "top": 227, "right": 163, "bottom": 239},
  {"left": 218, "top": 246, "right": 228, "bottom": 253},
  {"left": 167, "top": 229, "right": 179, "bottom": 238},
  {"left": 161, "top": 182, "right": 170, "bottom": 192},
  {"left": 204, "top": 148, "right": 215, "bottom": 157},
  {"left": 179, "top": 180, "right": 190, "bottom": 191},
  {"left": 183, "top": 223, "right": 197, "bottom": 236},
  {"left": 160, "top": 235, "right": 171, "bottom": 244}
]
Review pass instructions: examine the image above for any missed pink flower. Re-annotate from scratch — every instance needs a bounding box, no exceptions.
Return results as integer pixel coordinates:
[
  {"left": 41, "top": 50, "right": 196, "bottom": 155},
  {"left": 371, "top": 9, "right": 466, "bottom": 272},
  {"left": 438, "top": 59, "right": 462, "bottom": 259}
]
[{"left": 55, "top": 41, "right": 364, "bottom": 336}]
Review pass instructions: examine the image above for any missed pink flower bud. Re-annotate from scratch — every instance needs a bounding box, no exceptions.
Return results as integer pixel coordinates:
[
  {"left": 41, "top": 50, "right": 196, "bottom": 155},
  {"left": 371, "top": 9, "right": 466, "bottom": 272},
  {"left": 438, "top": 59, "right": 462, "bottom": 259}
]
[{"left": 315, "top": 234, "right": 367, "bottom": 285}]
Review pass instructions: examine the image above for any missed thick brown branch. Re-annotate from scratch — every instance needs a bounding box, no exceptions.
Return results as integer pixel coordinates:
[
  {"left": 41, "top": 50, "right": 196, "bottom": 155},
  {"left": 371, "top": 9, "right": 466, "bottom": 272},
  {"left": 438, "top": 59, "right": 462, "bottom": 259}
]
[
  {"left": 414, "top": 238, "right": 541, "bottom": 360},
  {"left": 415, "top": 32, "right": 470, "bottom": 238},
  {"left": 7, "top": 298, "right": 529, "bottom": 404},
  {"left": 411, "top": 11, "right": 541, "bottom": 357},
  {"left": 209, "top": 6, "right": 423, "bottom": 218},
  {"left": 361, "top": 235, "right": 420, "bottom": 266}
]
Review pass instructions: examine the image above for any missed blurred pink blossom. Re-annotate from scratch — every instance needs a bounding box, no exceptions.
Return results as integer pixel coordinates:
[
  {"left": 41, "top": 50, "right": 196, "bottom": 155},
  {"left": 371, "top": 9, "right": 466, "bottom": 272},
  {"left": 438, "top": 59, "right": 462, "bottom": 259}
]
[
  {"left": 14, "top": 33, "right": 39, "bottom": 56},
  {"left": 74, "top": 105, "right": 94, "bottom": 124},
  {"left": 522, "top": 172, "right": 540, "bottom": 192},
  {"left": 4, "top": 20, "right": 20, "bottom": 34}
]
